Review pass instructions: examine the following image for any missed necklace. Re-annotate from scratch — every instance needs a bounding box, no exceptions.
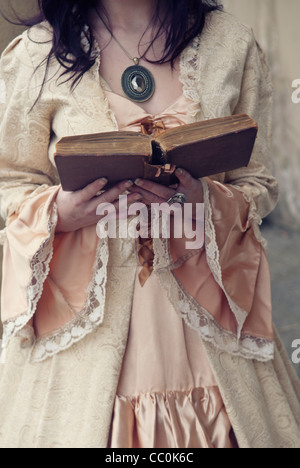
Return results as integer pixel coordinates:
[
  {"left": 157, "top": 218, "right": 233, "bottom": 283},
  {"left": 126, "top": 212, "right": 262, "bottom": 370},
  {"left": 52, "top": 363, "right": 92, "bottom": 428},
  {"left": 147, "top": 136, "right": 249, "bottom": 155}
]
[{"left": 97, "top": 15, "right": 156, "bottom": 103}]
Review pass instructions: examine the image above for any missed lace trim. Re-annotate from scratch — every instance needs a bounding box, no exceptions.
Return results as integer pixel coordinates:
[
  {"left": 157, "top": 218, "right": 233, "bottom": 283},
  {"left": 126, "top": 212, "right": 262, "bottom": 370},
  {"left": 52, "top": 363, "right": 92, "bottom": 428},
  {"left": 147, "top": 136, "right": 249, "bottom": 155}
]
[
  {"left": 81, "top": 30, "right": 119, "bottom": 131},
  {"left": 152, "top": 182, "right": 274, "bottom": 362},
  {"left": 30, "top": 236, "right": 109, "bottom": 362},
  {"left": 179, "top": 34, "right": 202, "bottom": 123},
  {"left": 229, "top": 184, "right": 268, "bottom": 250},
  {"left": 2, "top": 203, "right": 58, "bottom": 350}
]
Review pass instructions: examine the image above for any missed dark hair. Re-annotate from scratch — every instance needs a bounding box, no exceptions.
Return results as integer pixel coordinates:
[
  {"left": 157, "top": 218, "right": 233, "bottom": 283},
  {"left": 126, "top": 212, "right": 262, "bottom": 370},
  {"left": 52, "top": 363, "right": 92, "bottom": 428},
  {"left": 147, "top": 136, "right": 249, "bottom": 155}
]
[{"left": 4, "top": 0, "right": 222, "bottom": 88}]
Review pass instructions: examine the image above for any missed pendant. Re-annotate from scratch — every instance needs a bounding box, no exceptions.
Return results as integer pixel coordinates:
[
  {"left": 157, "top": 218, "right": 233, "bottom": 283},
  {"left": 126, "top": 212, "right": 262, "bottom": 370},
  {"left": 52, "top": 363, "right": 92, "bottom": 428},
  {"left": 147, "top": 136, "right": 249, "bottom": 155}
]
[{"left": 121, "top": 65, "right": 155, "bottom": 103}]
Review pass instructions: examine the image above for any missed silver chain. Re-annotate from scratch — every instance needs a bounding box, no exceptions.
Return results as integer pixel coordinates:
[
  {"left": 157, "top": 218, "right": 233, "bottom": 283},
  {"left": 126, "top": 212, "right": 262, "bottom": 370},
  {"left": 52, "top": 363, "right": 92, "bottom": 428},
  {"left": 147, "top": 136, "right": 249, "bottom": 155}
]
[{"left": 96, "top": 10, "right": 155, "bottom": 65}]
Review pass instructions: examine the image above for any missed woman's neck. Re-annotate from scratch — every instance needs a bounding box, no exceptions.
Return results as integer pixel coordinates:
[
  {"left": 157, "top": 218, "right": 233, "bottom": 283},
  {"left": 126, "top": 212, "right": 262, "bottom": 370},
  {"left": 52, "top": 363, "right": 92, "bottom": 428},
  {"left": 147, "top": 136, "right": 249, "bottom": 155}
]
[{"left": 96, "top": 0, "right": 159, "bottom": 32}]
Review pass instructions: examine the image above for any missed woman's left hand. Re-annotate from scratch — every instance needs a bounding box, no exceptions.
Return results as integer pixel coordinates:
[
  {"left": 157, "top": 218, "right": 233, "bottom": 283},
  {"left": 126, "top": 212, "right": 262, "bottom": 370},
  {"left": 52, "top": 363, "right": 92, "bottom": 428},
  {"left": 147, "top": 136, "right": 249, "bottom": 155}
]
[{"left": 128, "top": 168, "right": 204, "bottom": 214}]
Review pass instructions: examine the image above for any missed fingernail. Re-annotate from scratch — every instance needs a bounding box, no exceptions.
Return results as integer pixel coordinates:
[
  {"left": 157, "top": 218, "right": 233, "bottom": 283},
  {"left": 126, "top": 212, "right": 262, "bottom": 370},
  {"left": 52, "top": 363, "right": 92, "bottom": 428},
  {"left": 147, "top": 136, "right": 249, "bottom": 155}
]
[
  {"left": 135, "top": 178, "right": 143, "bottom": 186},
  {"left": 176, "top": 168, "right": 183, "bottom": 176},
  {"left": 124, "top": 180, "right": 134, "bottom": 188},
  {"left": 133, "top": 193, "right": 143, "bottom": 200},
  {"left": 99, "top": 178, "right": 108, "bottom": 184}
]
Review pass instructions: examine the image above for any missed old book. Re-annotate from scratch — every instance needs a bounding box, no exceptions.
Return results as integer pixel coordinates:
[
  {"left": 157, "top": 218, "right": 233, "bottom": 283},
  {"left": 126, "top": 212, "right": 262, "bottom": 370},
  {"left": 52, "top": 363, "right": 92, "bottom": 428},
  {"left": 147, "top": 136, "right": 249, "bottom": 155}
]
[{"left": 54, "top": 114, "right": 257, "bottom": 192}]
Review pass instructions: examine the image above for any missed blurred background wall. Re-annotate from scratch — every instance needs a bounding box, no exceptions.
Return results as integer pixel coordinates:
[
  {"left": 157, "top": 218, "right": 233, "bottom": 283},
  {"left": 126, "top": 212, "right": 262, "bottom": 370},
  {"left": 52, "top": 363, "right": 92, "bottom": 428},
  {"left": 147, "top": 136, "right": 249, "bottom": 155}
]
[
  {"left": 0, "top": 0, "right": 37, "bottom": 51},
  {"left": 224, "top": 0, "right": 300, "bottom": 230}
]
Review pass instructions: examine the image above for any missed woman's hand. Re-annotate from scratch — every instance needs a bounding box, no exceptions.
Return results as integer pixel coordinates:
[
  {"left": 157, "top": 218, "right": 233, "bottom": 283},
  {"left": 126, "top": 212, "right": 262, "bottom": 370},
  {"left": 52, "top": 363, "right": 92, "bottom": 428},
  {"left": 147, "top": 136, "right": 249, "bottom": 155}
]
[
  {"left": 128, "top": 168, "right": 204, "bottom": 216},
  {"left": 55, "top": 178, "right": 142, "bottom": 233}
]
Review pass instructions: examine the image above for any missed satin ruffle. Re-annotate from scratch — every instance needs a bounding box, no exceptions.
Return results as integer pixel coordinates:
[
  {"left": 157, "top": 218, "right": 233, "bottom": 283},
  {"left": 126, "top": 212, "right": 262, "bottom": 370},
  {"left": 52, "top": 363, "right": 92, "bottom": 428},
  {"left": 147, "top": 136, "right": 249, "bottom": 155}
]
[{"left": 110, "top": 388, "right": 237, "bottom": 448}]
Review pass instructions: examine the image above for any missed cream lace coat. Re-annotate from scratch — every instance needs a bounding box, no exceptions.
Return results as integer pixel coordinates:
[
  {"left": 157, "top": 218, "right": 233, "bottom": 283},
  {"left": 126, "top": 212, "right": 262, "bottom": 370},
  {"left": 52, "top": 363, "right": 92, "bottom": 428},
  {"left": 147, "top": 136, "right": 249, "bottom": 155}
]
[{"left": 0, "top": 11, "right": 299, "bottom": 448}]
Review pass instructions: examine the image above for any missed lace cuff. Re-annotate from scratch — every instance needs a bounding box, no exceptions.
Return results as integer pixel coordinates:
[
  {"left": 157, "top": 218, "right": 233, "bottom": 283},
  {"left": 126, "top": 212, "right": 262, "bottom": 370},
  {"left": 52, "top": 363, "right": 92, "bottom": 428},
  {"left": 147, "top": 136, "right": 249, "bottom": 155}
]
[
  {"left": 2, "top": 200, "right": 58, "bottom": 353},
  {"left": 30, "top": 236, "right": 109, "bottom": 362},
  {"left": 2, "top": 198, "right": 110, "bottom": 362}
]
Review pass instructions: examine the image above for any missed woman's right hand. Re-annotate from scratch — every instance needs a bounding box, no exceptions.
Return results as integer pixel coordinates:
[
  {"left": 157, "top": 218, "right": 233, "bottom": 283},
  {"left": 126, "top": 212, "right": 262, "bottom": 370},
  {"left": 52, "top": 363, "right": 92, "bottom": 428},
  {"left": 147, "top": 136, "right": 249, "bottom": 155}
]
[{"left": 55, "top": 178, "right": 142, "bottom": 233}]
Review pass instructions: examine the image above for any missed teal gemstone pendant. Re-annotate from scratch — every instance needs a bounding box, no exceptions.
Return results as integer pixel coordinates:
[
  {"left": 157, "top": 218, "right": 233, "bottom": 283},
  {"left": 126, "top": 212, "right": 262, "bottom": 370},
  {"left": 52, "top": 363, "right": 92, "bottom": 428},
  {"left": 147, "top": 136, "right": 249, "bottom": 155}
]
[{"left": 121, "top": 65, "right": 155, "bottom": 103}]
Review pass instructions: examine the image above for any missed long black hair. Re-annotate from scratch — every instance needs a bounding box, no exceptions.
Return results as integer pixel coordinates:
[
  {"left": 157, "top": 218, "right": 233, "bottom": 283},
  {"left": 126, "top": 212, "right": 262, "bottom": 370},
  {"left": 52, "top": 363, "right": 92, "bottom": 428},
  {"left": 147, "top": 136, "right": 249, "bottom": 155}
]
[{"left": 4, "top": 0, "right": 222, "bottom": 88}]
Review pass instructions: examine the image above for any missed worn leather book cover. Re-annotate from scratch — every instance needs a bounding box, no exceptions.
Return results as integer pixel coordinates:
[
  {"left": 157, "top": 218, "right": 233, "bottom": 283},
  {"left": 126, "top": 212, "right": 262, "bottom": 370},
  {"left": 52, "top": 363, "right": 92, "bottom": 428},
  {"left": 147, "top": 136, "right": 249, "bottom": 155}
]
[{"left": 54, "top": 114, "right": 258, "bottom": 192}]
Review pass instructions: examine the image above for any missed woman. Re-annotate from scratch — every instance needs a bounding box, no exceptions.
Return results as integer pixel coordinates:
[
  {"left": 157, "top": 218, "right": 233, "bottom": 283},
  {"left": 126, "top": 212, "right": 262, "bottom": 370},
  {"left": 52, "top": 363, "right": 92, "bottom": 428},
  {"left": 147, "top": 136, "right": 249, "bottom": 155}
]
[{"left": 0, "top": 0, "right": 299, "bottom": 448}]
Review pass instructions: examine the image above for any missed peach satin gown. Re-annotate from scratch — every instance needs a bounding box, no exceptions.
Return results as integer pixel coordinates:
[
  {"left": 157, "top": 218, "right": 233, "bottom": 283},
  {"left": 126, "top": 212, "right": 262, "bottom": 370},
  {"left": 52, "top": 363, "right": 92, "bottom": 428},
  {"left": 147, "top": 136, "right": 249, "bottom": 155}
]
[{"left": 103, "top": 88, "right": 238, "bottom": 449}]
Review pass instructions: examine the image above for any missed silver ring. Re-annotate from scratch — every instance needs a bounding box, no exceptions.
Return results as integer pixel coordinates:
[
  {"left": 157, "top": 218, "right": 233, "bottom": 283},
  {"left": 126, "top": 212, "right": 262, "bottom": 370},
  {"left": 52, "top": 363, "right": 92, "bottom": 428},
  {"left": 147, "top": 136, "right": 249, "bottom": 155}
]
[{"left": 167, "top": 193, "right": 187, "bottom": 206}]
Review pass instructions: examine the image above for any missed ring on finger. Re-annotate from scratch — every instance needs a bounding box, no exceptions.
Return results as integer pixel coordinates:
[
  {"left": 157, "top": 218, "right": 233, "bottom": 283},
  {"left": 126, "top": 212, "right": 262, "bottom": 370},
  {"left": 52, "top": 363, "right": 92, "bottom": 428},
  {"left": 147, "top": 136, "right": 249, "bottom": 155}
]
[{"left": 167, "top": 193, "right": 187, "bottom": 206}]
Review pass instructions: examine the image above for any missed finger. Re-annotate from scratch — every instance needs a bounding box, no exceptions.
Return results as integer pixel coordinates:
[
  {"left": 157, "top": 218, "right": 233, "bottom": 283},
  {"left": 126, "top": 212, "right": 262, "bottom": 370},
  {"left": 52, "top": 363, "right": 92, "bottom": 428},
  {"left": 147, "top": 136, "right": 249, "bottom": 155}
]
[
  {"left": 96, "top": 192, "right": 143, "bottom": 212},
  {"left": 97, "top": 180, "right": 134, "bottom": 204},
  {"left": 90, "top": 181, "right": 138, "bottom": 214},
  {"left": 116, "top": 192, "right": 144, "bottom": 215},
  {"left": 128, "top": 185, "right": 172, "bottom": 205},
  {"left": 134, "top": 178, "right": 175, "bottom": 200},
  {"left": 96, "top": 193, "right": 143, "bottom": 221},
  {"left": 126, "top": 192, "right": 144, "bottom": 205},
  {"left": 175, "top": 169, "right": 204, "bottom": 204},
  {"left": 174, "top": 168, "right": 195, "bottom": 188},
  {"left": 116, "top": 193, "right": 144, "bottom": 220},
  {"left": 76, "top": 178, "right": 108, "bottom": 203}
]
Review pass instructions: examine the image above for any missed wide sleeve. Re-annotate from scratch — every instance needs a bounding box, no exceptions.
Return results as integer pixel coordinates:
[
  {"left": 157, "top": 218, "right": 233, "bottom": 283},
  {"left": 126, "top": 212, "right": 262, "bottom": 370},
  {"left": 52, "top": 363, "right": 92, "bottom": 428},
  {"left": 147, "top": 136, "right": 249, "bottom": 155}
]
[
  {"left": 0, "top": 33, "right": 61, "bottom": 343},
  {"left": 198, "top": 27, "right": 279, "bottom": 345},
  {"left": 0, "top": 33, "right": 114, "bottom": 362},
  {"left": 190, "top": 12, "right": 280, "bottom": 223},
  {"left": 224, "top": 32, "right": 279, "bottom": 221},
  {"left": 154, "top": 18, "right": 278, "bottom": 362},
  {"left": 0, "top": 34, "right": 58, "bottom": 226}
]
